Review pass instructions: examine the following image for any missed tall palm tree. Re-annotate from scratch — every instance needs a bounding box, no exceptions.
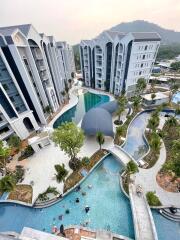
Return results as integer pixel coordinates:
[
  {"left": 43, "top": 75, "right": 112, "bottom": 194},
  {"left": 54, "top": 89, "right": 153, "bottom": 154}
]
[
  {"left": 116, "top": 126, "right": 125, "bottom": 138},
  {"left": 132, "top": 96, "right": 141, "bottom": 112},
  {"left": 150, "top": 132, "right": 161, "bottom": 152},
  {"left": 165, "top": 116, "right": 178, "bottom": 130},
  {"left": 136, "top": 78, "right": 147, "bottom": 94},
  {"left": 116, "top": 95, "right": 127, "bottom": 122},
  {"left": 96, "top": 132, "right": 105, "bottom": 150}
]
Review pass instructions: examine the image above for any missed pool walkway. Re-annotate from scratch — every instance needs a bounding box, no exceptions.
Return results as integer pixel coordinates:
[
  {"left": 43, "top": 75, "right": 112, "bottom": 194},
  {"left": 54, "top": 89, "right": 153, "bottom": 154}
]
[
  {"left": 129, "top": 183, "right": 158, "bottom": 240},
  {"left": 108, "top": 145, "right": 136, "bottom": 166}
]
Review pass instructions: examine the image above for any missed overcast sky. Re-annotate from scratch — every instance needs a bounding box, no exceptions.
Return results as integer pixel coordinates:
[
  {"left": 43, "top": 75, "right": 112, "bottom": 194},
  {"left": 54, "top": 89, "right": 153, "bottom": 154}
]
[{"left": 1, "top": 0, "right": 180, "bottom": 44}]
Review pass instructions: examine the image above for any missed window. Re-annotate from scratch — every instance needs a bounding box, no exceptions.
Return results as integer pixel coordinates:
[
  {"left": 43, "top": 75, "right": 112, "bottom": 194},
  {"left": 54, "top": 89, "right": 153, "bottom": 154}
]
[
  {"left": 141, "top": 63, "right": 143, "bottom": 68},
  {"left": 143, "top": 55, "right": 145, "bottom": 60},
  {"left": 139, "top": 71, "right": 142, "bottom": 75},
  {"left": 10, "top": 96, "right": 15, "bottom": 102},
  {"left": 145, "top": 45, "right": 148, "bottom": 50},
  {"left": 0, "top": 117, "right": 3, "bottom": 122},
  {"left": 2, "top": 84, "right": 9, "bottom": 90},
  {"left": 16, "top": 107, "right": 20, "bottom": 112}
]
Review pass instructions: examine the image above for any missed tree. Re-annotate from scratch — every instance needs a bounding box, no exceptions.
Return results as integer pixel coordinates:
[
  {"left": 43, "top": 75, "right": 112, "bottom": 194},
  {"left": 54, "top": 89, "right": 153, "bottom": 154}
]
[
  {"left": 150, "top": 81, "right": 156, "bottom": 93},
  {"left": 126, "top": 160, "right": 138, "bottom": 174},
  {"left": 170, "top": 61, "right": 180, "bottom": 71},
  {"left": 52, "top": 122, "right": 85, "bottom": 170},
  {"left": 116, "top": 95, "right": 127, "bottom": 122},
  {"left": 132, "top": 96, "right": 141, "bottom": 112},
  {"left": 165, "top": 116, "right": 178, "bottom": 129},
  {"left": 0, "top": 175, "right": 16, "bottom": 192},
  {"left": 0, "top": 141, "right": 11, "bottom": 175},
  {"left": 151, "top": 93, "right": 156, "bottom": 104},
  {"left": 61, "top": 91, "right": 66, "bottom": 103},
  {"left": 116, "top": 126, "right": 125, "bottom": 138},
  {"left": 150, "top": 132, "right": 161, "bottom": 152},
  {"left": 8, "top": 135, "right": 21, "bottom": 151},
  {"left": 136, "top": 78, "right": 147, "bottom": 94},
  {"left": 96, "top": 131, "right": 105, "bottom": 150},
  {"left": 146, "top": 191, "right": 161, "bottom": 206},
  {"left": 54, "top": 164, "right": 68, "bottom": 183},
  {"left": 44, "top": 105, "right": 53, "bottom": 116}
]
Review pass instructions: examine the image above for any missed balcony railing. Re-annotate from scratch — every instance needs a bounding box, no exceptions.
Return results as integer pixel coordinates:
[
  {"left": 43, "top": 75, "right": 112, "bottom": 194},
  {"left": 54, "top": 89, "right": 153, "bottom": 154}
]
[{"left": 0, "top": 129, "right": 14, "bottom": 140}]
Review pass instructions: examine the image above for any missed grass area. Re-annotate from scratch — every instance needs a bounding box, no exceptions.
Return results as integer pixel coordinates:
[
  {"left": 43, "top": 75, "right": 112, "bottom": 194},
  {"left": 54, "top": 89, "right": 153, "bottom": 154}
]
[
  {"left": 143, "top": 131, "right": 161, "bottom": 168},
  {"left": 8, "top": 184, "right": 33, "bottom": 204},
  {"left": 63, "top": 149, "right": 108, "bottom": 193}
]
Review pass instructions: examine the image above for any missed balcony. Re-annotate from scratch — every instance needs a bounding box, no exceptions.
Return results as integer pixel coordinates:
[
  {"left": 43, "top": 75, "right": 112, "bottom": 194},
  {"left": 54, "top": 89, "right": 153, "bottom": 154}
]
[
  {"left": 39, "top": 65, "right": 46, "bottom": 71},
  {"left": 0, "top": 129, "right": 14, "bottom": 140},
  {"left": 0, "top": 120, "right": 8, "bottom": 129}
]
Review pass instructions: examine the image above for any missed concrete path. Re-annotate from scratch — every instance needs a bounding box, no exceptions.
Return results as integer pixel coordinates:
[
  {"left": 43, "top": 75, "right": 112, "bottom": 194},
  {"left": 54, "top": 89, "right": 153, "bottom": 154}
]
[
  {"left": 135, "top": 141, "right": 180, "bottom": 207},
  {"left": 129, "top": 184, "right": 158, "bottom": 240},
  {"left": 108, "top": 145, "right": 132, "bottom": 166}
]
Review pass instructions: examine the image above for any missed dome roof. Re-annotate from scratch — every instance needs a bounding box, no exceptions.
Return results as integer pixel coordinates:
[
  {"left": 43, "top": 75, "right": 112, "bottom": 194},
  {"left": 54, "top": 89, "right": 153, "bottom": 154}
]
[
  {"left": 100, "top": 100, "right": 118, "bottom": 114},
  {"left": 81, "top": 107, "right": 114, "bottom": 137}
]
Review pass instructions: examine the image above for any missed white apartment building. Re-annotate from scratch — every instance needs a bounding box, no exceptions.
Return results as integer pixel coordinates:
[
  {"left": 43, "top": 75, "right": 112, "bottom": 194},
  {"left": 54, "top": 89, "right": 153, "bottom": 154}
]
[
  {"left": 0, "top": 24, "right": 75, "bottom": 141},
  {"left": 80, "top": 31, "right": 161, "bottom": 96}
]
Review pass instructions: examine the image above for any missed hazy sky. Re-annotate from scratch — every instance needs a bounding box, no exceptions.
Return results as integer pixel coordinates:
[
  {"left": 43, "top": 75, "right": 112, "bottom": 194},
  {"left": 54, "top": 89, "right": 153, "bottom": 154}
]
[{"left": 1, "top": 0, "right": 180, "bottom": 44}]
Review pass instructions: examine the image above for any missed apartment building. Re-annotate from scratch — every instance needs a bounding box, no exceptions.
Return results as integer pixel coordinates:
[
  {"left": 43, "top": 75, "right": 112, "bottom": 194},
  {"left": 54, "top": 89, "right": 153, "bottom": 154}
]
[
  {"left": 0, "top": 24, "right": 75, "bottom": 141},
  {"left": 80, "top": 31, "right": 161, "bottom": 96}
]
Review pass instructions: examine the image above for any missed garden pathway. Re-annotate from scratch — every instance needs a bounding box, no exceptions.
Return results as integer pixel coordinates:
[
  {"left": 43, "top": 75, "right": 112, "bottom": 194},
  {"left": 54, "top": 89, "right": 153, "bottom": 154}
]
[{"left": 134, "top": 141, "right": 180, "bottom": 207}]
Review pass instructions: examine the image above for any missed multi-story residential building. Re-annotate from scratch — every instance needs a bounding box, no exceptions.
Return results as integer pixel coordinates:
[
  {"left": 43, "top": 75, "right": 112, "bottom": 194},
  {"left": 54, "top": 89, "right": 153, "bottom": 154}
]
[
  {"left": 0, "top": 24, "right": 75, "bottom": 141},
  {"left": 80, "top": 31, "right": 161, "bottom": 96}
]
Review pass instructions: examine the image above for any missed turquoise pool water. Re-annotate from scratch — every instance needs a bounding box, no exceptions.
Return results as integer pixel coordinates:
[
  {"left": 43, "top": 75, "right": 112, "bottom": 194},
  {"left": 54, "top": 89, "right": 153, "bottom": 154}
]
[
  {"left": 53, "top": 92, "right": 109, "bottom": 128},
  {"left": 152, "top": 210, "right": 180, "bottom": 240},
  {"left": 0, "top": 155, "right": 134, "bottom": 239}
]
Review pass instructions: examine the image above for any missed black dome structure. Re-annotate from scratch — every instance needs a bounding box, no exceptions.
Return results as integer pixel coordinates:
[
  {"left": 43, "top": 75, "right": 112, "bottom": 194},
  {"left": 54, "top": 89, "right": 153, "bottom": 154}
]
[{"left": 81, "top": 107, "right": 114, "bottom": 137}]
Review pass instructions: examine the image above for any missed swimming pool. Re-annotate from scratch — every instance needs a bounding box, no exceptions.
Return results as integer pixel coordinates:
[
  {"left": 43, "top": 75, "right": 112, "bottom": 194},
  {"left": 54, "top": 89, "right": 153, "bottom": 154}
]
[
  {"left": 0, "top": 155, "right": 134, "bottom": 239},
  {"left": 53, "top": 91, "right": 109, "bottom": 128},
  {"left": 172, "top": 92, "right": 180, "bottom": 104}
]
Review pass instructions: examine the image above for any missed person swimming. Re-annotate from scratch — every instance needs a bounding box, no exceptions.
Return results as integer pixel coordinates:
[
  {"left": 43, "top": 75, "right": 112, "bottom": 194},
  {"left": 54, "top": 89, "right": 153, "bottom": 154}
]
[
  {"left": 85, "top": 206, "right": 90, "bottom": 213},
  {"left": 58, "top": 215, "right": 63, "bottom": 220},
  {"left": 75, "top": 197, "right": 80, "bottom": 203}
]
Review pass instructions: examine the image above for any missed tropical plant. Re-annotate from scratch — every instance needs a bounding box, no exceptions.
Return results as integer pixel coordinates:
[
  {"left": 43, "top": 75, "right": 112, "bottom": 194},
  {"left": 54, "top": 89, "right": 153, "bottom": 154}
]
[
  {"left": 65, "top": 82, "right": 70, "bottom": 99},
  {"left": 170, "top": 61, "right": 180, "bottom": 71},
  {"left": 0, "top": 141, "right": 11, "bottom": 174},
  {"left": 52, "top": 122, "right": 85, "bottom": 170},
  {"left": 46, "top": 186, "right": 59, "bottom": 195},
  {"left": 96, "top": 131, "right": 105, "bottom": 150},
  {"left": 169, "top": 83, "right": 178, "bottom": 102},
  {"left": 148, "top": 117, "right": 159, "bottom": 131},
  {"left": 165, "top": 116, "right": 178, "bottom": 129},
  {"left": 146, "top": 191, "right": 161, "bottom": 206},
  {"left": 44, "top": 105, "right": 53, "bottom": 116},
  {"left": 126, "top": 160, "right": 138, "bottom": 174},
  {"left": 136, "top": 78, "right": 147, "bottom": 94},
  {"left": 149, "top": 132, "right": 161, "bottom": 152},
  {"left": 81, "top": 156, "right": 90, "bottom": 166},
  {"left": 0, "top": 175, "right": 16, "bottom": 192},
  {"left": 18, "top": 145, "right": 34, "bottom": 161},
  {"left": 116, "top": 95, "right": 127, "bottom": 122},
  {"left": 54, "top": 164, "right": 68, "bottom": 183},
  {"left": 14, "top": 166, "right": 25, "bottom": 183},
  {"left": 132, "top": 96, "right": 141, "bottom": 112},
  {"left": 116, "top": 126, "right": 125, "bottom": 138},
  {"left": 8, "top": 135, "right": 21, "bottom": 151},
  {"left": 151, "top": 93, "right": 156, "bottom": 103}
]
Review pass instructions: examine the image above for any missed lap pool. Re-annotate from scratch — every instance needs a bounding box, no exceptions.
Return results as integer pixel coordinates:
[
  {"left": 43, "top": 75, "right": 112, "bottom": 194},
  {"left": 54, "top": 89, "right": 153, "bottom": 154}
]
[{"left": 0, "top": 155, "right": 134, "bottom": 239}]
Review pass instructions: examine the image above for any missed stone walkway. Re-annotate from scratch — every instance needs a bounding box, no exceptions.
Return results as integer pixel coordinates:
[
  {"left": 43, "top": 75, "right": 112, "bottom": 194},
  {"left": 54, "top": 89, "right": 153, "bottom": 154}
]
[
  {"left": 135, "top": 141, "right": 180, "bottom": 207},
  {"left": 129, "top": 184, "right": 158, "bottom": 240}
]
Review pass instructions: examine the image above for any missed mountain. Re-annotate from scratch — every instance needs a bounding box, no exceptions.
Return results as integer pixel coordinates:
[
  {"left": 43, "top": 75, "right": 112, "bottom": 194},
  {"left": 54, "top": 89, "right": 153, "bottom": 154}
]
[{"left": 110, "top": 20, "right": 180, "bottom": 44}]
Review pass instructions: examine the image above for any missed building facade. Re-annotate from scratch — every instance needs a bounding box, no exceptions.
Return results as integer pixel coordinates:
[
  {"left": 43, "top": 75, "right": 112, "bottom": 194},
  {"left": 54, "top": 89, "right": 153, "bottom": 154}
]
[
  {"left": 80, "top": 31, "right": 161, "bottom": 96},
  {"left": 0, "top": 24, "right": 75, "bottom": 141}
]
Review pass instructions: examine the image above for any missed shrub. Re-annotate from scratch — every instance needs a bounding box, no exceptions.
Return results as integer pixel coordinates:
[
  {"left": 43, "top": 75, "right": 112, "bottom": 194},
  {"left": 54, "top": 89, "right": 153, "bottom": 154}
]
[
  {"left": 8, "top": 135, "right": 21, "bottom": 150},
  {"left": 126, "top": 160, "right": 138, "bottom": 174},
  {"left": 18, "top": 145, "right": 34, "bottom": 161},
  {"left": 0, "top": 175, "right": 16, "bottom": 192},
  {"left": 54, "top": 164, "right": 68, "bottom": 183},
  {"left": 14, "top": 166, "right": 25, "bottom": 183},
  {"left": 81, "top": 156, "right": 90, "bottom": 166},
  {"left": 146, "top": 191, "right": 161, "bottom": 206}
]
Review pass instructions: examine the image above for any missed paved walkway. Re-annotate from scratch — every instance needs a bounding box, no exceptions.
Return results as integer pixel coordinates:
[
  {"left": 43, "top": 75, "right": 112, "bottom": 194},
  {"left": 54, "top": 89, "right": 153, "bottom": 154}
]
[
  {"left": 135, "top": 141, "right": 180, "bottom": 207},
  {"left": 108, "top": 145, "right": 132, "bottom": 166},
  {"left": 129, "top": 184, "right": 158, "bottom": 240}
]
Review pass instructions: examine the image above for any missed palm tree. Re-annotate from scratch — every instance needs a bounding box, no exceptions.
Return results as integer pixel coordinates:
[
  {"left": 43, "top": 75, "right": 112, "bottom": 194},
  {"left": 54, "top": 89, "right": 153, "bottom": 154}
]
[
  {"left": 136, "top": 78, "right": 147, "bottom": 94},
  {"left": 0, "top": 175, "right": 16, "bottom": 192},
  {"left": 150, "top": 132, "right": 161, "bottom": 152},
  {"left": 165, "top": 116, "right": 178, "bottom": 130},
  {"left": 61, "top": 91, "right": 66, "bottom": 103},
  {"left": 116, "top": 126, "right": 125, "bottom": 138},
  {"left": 96, "top": 131, "right": 105, "bottom": 150},
  {"left": 116, "top": 95, "right": 127, "bottom": 122},
  {"left": 151, "top": 93, "right": 156, "bottom": 104},
  {"left": 54, "top": 164, "right": 68, "bottom": 183},
  {"left": 132, "top": 96, "right": 141, "bottom": 112},
  {"left": 126, "top": 160, "right": 138, "bottom": 175}
]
